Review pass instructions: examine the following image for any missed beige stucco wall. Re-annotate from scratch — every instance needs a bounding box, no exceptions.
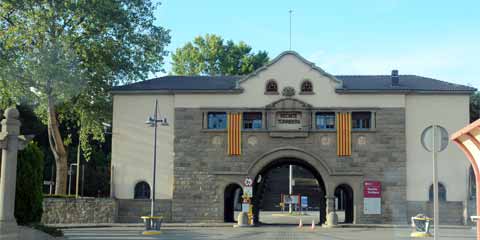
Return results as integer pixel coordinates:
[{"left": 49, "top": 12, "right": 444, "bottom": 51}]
[
  {"left": 406, "top": 94, "right": 470, "bottom": 201},
  {"left": 112, "top": 94, "right": 174, "bottom": 199},
  {"left": 174, "top": 54, "right": 406, "bottom": 108}
]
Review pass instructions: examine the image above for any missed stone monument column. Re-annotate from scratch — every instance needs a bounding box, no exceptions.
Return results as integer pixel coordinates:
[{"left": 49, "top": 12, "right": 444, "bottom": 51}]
[
  {"left": 0, "top": 108, "right": 31, "bottom": 240},
  {"left": 325, "top": 195, "right": 338, "bottom": 227}
]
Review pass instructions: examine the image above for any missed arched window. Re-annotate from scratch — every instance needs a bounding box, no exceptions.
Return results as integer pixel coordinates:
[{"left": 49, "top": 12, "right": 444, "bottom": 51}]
[
  {"left": 301, "top": 80, "right": 313, "bottom": 93},
  {"left": 429, "top": 182, "right": 446, "bottom": 202},
  {"left": 469, "top": 166, "right": 476, "bottom": 200},
  {"left": 265, "top": 80, "right": 278, "bottom": 93},
  {"left": 134, "top": 181, "right": 151, "bottom": 199}
]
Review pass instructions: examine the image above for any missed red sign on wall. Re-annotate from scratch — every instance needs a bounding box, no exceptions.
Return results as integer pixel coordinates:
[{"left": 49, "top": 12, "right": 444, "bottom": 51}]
[{"left": 364, "top": 181, "right": 381, "bottom": 198}]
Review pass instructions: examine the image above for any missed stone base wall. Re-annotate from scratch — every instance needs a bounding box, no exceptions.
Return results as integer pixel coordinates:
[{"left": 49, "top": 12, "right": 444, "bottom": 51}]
[
  {"left": 117, "top": 199, "right": 172, "bottom": 223},
  {"left": 42, "top": 198, "right": 117, "bottom": 224},
  {"left": 407, "top": 201, "right": 465, "bottom": 225}
]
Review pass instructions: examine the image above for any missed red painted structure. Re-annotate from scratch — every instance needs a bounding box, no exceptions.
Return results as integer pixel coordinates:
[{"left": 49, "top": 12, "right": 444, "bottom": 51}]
[{"left": 451, "top": 119, "right": 480, "bottom": 240}]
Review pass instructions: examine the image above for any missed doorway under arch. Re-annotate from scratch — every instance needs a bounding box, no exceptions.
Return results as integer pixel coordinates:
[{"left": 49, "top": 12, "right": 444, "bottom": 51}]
[
  {"left": 334, "top": 184, "right": 354, "bottom": 223},
  {"left": 251, "top": 157, "right": 327, "bottom": 225},
  {"left": 224, "top": 183, "right": 243, "bottom": 222}
]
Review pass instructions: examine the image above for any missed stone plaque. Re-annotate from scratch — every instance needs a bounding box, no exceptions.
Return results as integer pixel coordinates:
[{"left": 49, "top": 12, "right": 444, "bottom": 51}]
[
  {"left": 276, "top": 111, "right": 302, "bottom": 130},
  {"left": 321, "top": 136, "right": 330, "bottom": 146}
]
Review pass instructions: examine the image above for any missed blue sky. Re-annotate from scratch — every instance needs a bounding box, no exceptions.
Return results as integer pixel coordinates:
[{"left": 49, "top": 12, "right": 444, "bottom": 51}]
[{"left": 154, "top": 0, "right": 480, "bottom": 88}]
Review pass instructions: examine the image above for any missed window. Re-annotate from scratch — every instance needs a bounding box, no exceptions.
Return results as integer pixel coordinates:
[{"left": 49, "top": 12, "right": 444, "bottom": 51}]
[
  {"left": 429, "top": 183, "right": 447, "bottom": 202},
  {"left": 134, "top": 181, "right": 150, "bottom": 199},
  {"left": 352, "top": 112, "right": 371, "bottom": 129},
  {"left": 301, "top": 80, "right": 313, "bottom": 93},
  {"left": 469, "top": 166, "right": 476, "bottom": 200},
  {"left": 265, "top": 80, "right": 278, "bottom": 93},
  {"left": 208, "top": 112, "right": 227, "bottom": 129},
  {"left": 243, "top": 112, "right": 262, "bottom": 129},
  {"left": 316, "top": 112, "right": 335, "bottom": 129}
]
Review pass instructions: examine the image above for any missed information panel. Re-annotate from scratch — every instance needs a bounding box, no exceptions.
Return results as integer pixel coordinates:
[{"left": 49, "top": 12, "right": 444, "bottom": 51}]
[{"left": 363, "top": 181, "right": 381, "bottom": 214}]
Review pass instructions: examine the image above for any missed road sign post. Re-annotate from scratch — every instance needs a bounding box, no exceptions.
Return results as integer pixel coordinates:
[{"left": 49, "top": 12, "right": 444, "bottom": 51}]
[{"left": 421, "top": 125, "right": 448, "bottom": 240}]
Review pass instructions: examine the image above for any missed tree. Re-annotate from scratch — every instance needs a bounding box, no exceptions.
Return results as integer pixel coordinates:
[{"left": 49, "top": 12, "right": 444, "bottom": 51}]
[
  {"left": 0, "top": 0, "right": 170, "bottom": 194},
  {"left": 172, "top": 34, "right": 269, "bottom": 75},
  {"left": 471, "top": 91, "right": 480, "bottom": 123},
  {"left": 15, "top": 142, "right": 44, "bottom": 225}
]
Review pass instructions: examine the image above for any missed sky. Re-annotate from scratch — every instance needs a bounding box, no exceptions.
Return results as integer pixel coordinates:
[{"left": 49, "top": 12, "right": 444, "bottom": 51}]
[{"left": 153, "top": 0, "right": 480, "bottom": 88}]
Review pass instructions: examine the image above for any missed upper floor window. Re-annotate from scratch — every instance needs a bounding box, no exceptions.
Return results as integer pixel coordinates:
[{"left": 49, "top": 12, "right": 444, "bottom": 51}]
[
  {"left": 316, "top": 112, "right": 335, "bottom": 129},
  {"left": 208, "top": 112, "right": 227, "bottom": 129},
  {"left": 429, "top": 182, "right": 447, "bottom": 202},
  {"left": 243, "top": 112, "right": 262, "bottom": 129},
  {"left": 265, "top": 80, "right": 278, "bottom": 93},
  {"left": 352, "top": 112, "right": 371, "bottom": 129},
  {"left": 301, "top": 80, "right": 313, "bottom": 93},
  {"left": 134, "top": 181, "right": 151, "bottom": 199}
]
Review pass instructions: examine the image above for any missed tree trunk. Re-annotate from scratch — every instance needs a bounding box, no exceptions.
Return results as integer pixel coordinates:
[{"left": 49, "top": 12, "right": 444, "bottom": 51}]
[{"left": 47, "top": 96, "right": 68, "bottom": 194}]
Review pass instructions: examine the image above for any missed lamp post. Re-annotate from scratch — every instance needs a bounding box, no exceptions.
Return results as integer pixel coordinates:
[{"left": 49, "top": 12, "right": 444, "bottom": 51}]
[{"left": 145, "top": 99, "right": 168, "bottom": 218}]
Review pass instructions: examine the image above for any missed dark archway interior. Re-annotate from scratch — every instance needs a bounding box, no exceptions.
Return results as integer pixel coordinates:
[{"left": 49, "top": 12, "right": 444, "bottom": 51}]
[
  {"left": 334, "top": 184, "right": 354, "bottom": 223},
  {"left": 252, "top": 157, "right": 327, "bottom": 225},
  {"left": 224, "top": 183, "right": 243, "bottom": 222}
]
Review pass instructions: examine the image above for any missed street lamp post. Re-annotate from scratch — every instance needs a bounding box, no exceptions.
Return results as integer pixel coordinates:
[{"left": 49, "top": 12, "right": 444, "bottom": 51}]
[{"left": 145, "top": 99, "right": 168, "bottom": 218}]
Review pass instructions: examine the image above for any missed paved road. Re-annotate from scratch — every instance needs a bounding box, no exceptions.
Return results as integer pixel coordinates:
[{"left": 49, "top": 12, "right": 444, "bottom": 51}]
[{"left": 63, "top": 226, "right": 476, "bottom": 240}]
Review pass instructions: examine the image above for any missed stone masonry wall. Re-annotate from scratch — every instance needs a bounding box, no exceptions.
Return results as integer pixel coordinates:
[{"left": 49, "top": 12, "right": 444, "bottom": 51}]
[
  {"left": 42, "top": 198, "right": 117, "bottom": 224},
  {"left": 173, "top": 107, "right": 407, "bottom": 224}
]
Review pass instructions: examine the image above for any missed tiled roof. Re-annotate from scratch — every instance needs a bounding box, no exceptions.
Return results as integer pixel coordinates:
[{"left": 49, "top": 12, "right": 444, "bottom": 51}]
[{"left": 112, "top": 74, "right": 475, "bottom": 94}]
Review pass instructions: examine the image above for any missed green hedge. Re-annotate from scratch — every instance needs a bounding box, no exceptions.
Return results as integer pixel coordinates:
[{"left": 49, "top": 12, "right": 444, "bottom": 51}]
[{"left": 14, "top": 142, "right": 44, "bottom": 225}]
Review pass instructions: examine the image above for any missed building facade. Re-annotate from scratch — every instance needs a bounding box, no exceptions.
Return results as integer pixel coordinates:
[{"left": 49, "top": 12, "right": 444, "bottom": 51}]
[{"left": 111, "top": 51, "right": 475, "bottom": 224}]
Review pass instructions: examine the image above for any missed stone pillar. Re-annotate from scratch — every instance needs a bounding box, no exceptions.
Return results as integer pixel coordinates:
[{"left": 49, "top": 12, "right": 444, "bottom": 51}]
[
  {"left": 325, "top": 195, "right": 338, "bottom": 227},
  {"left": 0, "top": 108, "right": 21, "bottom": 240}
]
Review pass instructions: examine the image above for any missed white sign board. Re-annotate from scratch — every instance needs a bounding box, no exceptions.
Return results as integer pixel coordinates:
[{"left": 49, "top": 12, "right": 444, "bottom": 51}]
[
  {"left": 242, "top": 203, "right": 250, "bottom": 213},
  {"left": 363, "top": 198, "right": 381, "bottom": 214},
  {"left": 244, "top": 186, "right": 253, "bottom": 197}
]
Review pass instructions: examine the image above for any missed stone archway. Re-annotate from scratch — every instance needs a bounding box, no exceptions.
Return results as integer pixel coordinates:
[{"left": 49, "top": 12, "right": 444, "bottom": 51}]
[
  {"left": 334, "top": 184, "right": 354, "bottom": 223},
  {"left": 246, "top": 147, "right": 333, "bottom": 225},
  {"left": 224, "top": 183, "right": 243, "bottom": 222}
]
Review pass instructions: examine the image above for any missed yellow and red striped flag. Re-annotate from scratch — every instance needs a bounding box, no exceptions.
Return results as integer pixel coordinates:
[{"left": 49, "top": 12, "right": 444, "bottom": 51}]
[
  {"left": 228, "top": 113, "right": 242, "bottom": 155},
  {"left": 337, "top": 112, "right": 352, "bottom": 156}
]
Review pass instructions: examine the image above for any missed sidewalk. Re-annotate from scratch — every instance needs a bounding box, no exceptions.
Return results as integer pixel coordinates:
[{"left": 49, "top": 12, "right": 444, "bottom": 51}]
[{"left": 48, "top": 222, "right": 473, "bottom": 230}]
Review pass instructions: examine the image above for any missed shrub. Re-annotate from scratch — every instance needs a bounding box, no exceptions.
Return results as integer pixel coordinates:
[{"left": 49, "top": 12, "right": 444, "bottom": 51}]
[{"left": 14, "top": 142, "right": 44, "bottom": 225}]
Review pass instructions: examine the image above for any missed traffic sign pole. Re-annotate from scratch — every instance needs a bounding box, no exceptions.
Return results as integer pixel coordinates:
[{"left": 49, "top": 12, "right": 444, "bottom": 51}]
[{"left": 433, "top": 125, "right": 439, "bottom": 240}]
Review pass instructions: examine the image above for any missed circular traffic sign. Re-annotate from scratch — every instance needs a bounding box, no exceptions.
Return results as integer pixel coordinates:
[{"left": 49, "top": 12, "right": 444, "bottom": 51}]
[
  {"left": 244, "top": 177, "right": 253, "bottom": 186},
  {"left": 421, "top": 125, "right": 448, "bottom": 152}
]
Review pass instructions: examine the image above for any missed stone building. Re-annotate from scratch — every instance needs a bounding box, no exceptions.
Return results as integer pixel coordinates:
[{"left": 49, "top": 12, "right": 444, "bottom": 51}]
[{"left": 110, "top": 51, "right": 475, "bottom": 224}]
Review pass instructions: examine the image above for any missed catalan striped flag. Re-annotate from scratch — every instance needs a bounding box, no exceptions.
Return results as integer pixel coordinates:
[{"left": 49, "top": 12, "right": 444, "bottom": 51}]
[
  {"left": 337, "top": 112, "right": 352, "bottom": 156},
  {"left": 228, "top": 113, "right": 242, "bottom": 155}
]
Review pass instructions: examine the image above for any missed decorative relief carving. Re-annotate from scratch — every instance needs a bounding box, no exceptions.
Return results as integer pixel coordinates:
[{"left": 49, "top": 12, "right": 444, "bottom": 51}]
[
  {"left": 357, "top": 135, "right": 367, "bottom": 145},
  {"left": 247, "top": 136, "right": 258, "bottom": 146},
  {"left": 212, "top": 135, "right": 223, "bottom": 145},
  {"left": 321, "top": 136, "right": 330, "bottom": 146},
  {"left": 282, "top": 86, "right": 295, "bottom": 97}
]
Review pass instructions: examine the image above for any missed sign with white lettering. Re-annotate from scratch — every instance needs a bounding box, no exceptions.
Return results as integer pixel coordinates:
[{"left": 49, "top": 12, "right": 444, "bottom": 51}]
[{"left": 363, "top": 181, "right": 381, "bottom": 214}]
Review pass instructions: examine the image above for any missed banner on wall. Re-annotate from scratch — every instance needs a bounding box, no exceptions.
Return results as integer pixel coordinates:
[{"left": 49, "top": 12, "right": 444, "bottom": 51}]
[{"left": 363, "top": 181, "right": 381, "bottom": 214}]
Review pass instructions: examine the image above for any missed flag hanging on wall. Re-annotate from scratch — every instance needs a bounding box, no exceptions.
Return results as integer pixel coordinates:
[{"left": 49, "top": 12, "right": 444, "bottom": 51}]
[
  {"left": 337, "top": 112, "right": 352, "bottom": 156},
  {"left": 228, "top": 113, "right": 242, "bottom": 155}
]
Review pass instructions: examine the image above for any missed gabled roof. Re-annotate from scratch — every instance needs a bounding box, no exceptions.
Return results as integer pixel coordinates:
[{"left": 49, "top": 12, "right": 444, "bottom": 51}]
[
  {"left": 111, "top": 74, "right": 475, "bottom": 94},
  {"left": 111, "top": 51, "right": 476, "bottom": 95}
]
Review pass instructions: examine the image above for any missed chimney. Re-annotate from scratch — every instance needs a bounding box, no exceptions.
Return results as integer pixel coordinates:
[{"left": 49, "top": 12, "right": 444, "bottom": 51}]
[{"left": 391, "top": 69, "right": 399, "bottom": 86}]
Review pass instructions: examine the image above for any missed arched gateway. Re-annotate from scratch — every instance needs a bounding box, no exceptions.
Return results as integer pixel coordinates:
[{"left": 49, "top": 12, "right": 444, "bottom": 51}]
[{"left": 246, "top": 147, "right": 333, "bottom": 224}]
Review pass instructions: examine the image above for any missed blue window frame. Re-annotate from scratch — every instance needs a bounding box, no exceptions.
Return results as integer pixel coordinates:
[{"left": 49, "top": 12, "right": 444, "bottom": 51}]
[
  {"left": 208, "top": 112, "right": 227, "bottom": 129},
  {"left": 316, "top": 112, "right": 335, "bottom": 129},
  {"left": 352, "top": 112, "right": 371, "bottom": 129},
  {"left": 243, "top": 112, "right": 262, "bottom": 129}
]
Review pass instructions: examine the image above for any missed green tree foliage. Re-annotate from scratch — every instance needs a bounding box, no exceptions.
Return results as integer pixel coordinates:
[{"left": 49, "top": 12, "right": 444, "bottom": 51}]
[
  {"left": 172, "top": 34, "right": 269, "bottom": 75},
  {"left": 15, "top": 142, "right": 44, "bottom": 225},
  {"left": 0, "top": 0, "right": 170, "bottom": 194},
  {"left": 471, "top": 91, "right": 480, "bottom": 123}
]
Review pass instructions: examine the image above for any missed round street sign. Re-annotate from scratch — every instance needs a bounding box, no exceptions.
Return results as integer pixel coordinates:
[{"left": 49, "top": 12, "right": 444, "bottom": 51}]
[
  {"left": 244, "top": 177, "right": 253, "bottom": 186},
  {"left": 421, "top": 125, "right": 448, "bottom": 152}
]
